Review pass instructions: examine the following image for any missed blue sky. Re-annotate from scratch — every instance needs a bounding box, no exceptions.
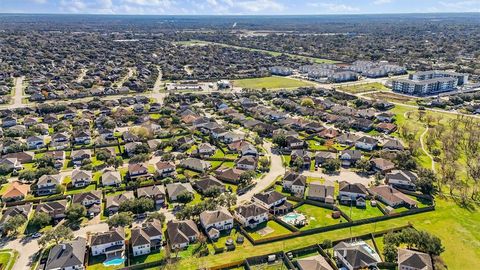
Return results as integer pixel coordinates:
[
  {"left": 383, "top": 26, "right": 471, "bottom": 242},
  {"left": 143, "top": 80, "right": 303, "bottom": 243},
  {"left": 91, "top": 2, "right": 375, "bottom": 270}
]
[{"left": 1, "top": 0, "right": 479, "bottom": 15}]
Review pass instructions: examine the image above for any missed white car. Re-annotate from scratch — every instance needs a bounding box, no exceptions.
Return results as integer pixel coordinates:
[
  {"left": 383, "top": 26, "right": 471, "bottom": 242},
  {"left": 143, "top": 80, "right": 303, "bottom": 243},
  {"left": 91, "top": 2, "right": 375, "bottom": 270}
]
[{"left": 32, "top": 233, "right": 42, "bottom": 238}]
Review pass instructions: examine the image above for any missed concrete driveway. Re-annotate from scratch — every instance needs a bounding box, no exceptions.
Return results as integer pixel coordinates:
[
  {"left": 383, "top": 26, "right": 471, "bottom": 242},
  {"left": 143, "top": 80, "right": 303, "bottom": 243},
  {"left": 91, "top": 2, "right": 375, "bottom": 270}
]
[{"left": 302, "top": 169, "right": 374, "bottom": 186}]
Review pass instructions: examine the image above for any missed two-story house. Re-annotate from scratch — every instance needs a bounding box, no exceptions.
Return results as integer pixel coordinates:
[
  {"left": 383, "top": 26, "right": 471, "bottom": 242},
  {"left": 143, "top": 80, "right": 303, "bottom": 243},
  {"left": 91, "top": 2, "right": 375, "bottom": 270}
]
[
  {"left": 131, "top": 220, "right": 163, "bottom": 257},
  {"left": 235, "top": 203, "right": 269, "bottom": 229},
  {"left": 199, "top": 208, "right": 234, "bottom": 240}
]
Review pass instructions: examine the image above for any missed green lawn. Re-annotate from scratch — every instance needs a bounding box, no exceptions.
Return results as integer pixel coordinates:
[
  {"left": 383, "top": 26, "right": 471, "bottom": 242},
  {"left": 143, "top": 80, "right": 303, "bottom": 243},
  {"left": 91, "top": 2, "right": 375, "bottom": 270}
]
[
  {"left": 0, "top": 250, "right": 18, "bottom": 270},
  {"left": 178, "top": 197, "right": 479, "bottom": 270},
  {"left": 65, "top": 183, "right": 96, "bottom": 195},
  {"left": 295, "top": 204, "right": 347, "bottom": 230},
  {"left": 130, "top": 249, "right": 165, "bottom": 265},
  {"left": 233, "top": 76, "right": 314, "bottom": 90},
  {"left": 0, "top": 182, "right": 11, "bottom": 195},
  {"left": 337, "top": 202, "right": 385, "bottom": 220},
  {"left": 337, "top": 82, "right": 389, "bottom": 94},
  {"left": 246, "top": 221, "right": 292, "bottom": 240}
]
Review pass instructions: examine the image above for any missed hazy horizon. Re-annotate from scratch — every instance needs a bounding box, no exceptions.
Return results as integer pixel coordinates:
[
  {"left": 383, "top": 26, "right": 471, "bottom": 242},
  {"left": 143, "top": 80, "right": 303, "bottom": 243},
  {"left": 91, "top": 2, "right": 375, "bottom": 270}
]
[{"left": 1, "top": 0, "right": 479, "bottom": 15}]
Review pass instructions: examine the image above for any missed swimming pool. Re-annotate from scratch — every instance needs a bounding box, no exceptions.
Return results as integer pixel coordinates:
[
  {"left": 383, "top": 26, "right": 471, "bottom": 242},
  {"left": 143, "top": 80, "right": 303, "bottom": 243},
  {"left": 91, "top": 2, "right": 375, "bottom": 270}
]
[
  {"left": 103, "top": 257, "right": 125, "bottom": 266},
  {"left": 281, "top": 212, "right": 306, "bottom": 225}
]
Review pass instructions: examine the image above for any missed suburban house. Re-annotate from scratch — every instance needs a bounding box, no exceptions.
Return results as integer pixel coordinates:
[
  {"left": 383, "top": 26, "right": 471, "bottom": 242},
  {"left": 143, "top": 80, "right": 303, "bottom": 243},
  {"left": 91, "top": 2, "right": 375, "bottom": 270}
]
[
  {"left": 166, "top": 220, "right": 200, "bottom": 250},
  {"left": 297, "top": 254, "right": 334, "bottom": 270},
  {"left": 36, "top": 174, "right": 62, "bottom": 196},
  {"left": 199, "top": 208, "right": 234, "bottom": 240},
  {"left": 236, "top": 156, "right": 257, "bottom": 171},
  {"left": 1, "top": 181, "right": 30, "bottom": 202},
  {"left": 290, "top": 149, "right": 312, "bottom": 170},
  {"left": 215, "top": 167, "right": 244, "bottom": 184},
  {"left": 101, "top": 170, "right": 122, "bottom": 187},
  {"left": 26, "top": 135, "right": 45, "bottom": 149},
  {"left": 339, "top": 150, "right": 362, "bottom": 167},
  {"left": 155, "top": 161, "right": 176, "bottom": 178},
  {"left": 35, "top": 200, "right": 68, "bottom": 221},
  {"left": 105, "top": 191, "right": 135, "bottom": 216},
  {"left": 137, "top": 185, "right": 166, "bottom": 206},
  {"left": 334, "top": 241, "right": 381, "bottom": 270},
  {"left": 307, "top": 181, "right": 335, "bottom": 204},
  {"left": 397, "top": 248, "right": 433, "bottom": 270},
  {"left": 179, "top": 158, "right": 211, "bottom": 173},
  {"left": 72, "top": 191, "right": 102, "bottom": 217},
  {"left": 338, "top": 182, "right": 368, "bottom": 205},
  {"left": 166, "top": 182, "right": 194, "bottom": 201},
  {"left": 386, "top": 170, "right": 418, "bottom": 190},
  {"left": 71, "top": 149, "right": 92, "bottom": 166},
  {"left": 336, "top": 133, "right": 360, "bottom": 146},
  {"left": 286, "top": 135, "right": 304, "bottom": 149},
  {"left": 193, "top": 176, "right": 225, "bottom": 195},
  {"left": 253, "top": 191, "right": 292, "bottom": 215},
  {"left": 74, "top": 130, "right": 91, "bottom": 144},
  {"left": 89, "top": 227, "right": 125, "bottom": 259},
  {"left": 44, "top": 150, "right": 65, "bottom": 169},
  {"left": 0, "top": 203, "right": 33, "bottom": 232},
  {"left": 383, "top": 139, "right": 405, "bottom": 151},
  {"left": 355, "top": 136, "right": 379, "bottom": 151},
  {"left": 131, "top": 220, "right": 163, "bottom": 257},
  {"left": 282, "top": 171, "right": 307, "bottom": 196},
  {"left": 228, "top": 140, "right": 258, "bottom": 157},
  {"left": 370, "top": 158, "right": 395, "bottom": 174},
  {"left": 0, "top": 157, "right": 23, "bottom": 172},
  {"left": 314, "top": 151, "right": 337, "bottom": 166},
  {"left": 128, "top": 163, "right": 149, "bottom": 179},
  {"left": 369, "top": 185, "right": 418, "bottom": 209},
  {"left": 194, "top": 143, "right": 216, "bottom": 157},
  {"left": 234, "top": 203, "right": 269, "bottom": 229},
  {"left": 71, "top": 169, "right": 92, "bottom": 188},
  {"left": 44, "top": 237, "right": 87, "bottom": 270}
]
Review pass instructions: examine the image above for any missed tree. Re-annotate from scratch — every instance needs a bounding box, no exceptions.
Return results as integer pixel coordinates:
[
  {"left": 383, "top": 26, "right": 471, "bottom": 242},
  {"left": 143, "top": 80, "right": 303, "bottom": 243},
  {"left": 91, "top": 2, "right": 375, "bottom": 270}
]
[
  {"left": 204, "top": 186, "right": 223, "bottom": 198},
  {"left": 272, "top": 134, "right": 287, "bottom": 148},
  {"left": 239, "top": 170, "right": 256, "bottom": 185},
  {"left": 3, "top": 215, "right": 27, "bottom": 235},
  {"left": 176, "top": 191, "right": 194, "bottom": 204},
  {"left": 416, "top": 168, "right": 436, "bottom": 195},
  {"left": 300, "top": 97, "right": 314, "bottom": 108},
  {"left": 355, "top": 159, "right": 372, "bottom": 173},
  {"left": 258, "top": 157, "right": 270, "bottom": 171},
  {"left": 107, "top": 212, "right": 134, "bottom": 227},
  {"left": 66, "top": 204, "right": 87, "bottom": 224},
  {"left": 30, "top": 212, "right": 52, "bottom": 228},
  {"left": 147, "top": 212, "right": 166, "bottom": 224},
  {"left": 39, "top": 225, "right": 73, "bottom": 247},
  {"left": 383, "top": 243, "right": 398, "bottom": 263},
  {"left": 322, "top": 159, "right": 340, "bottom": 174}
]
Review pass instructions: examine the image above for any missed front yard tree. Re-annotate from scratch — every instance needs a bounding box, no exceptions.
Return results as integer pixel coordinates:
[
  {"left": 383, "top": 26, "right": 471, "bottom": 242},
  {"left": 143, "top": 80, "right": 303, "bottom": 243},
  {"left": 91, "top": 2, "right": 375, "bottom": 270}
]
[
  {"left": 3, "top": 215, "right": 27, "bottom": 235},
  {"left": 66, "top": 203, "right": 87, "bottom": 224},
  {"left": 30, "top": 212, "right": 52, "bottom": 228},
  {"left": 240, "top": 170, "right": 256, "bottom": 185},
  {"left": 323, "top": 159, "right": 340, "bottom": 174},
  {"left": 147, "top": 212, "right": 166, "bottom": 224},
  {"left": 107, "top": 212, "right": 134, "bottom": 227},
  {"left": 177, "top": 191, "right": 194, "bottom": 204},
  {"left": 272, "top": 134, "right": 287, "bottom": 148},
  {"left": 356, "top": 159, "right": 372, "bottom": 173},
  {"left": 39, "top": 225, "right": 73, "bottom": 246}
]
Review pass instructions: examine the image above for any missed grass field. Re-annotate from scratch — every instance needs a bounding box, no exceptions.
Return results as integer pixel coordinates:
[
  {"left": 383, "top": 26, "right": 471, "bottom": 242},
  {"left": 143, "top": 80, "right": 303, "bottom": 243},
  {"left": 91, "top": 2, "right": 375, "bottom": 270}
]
[
  {"left": 337, "top": 202, "right": 385, "bottom": 220},
  {"left": 233, "top": 76, "right": 314, "bottom": 90},
  {"left": 247, "top": 221, "right": 292, "bottom": 240},
  {"left": 295, "top": 204, "right": 347, "bottom": 230},
  {"left": 365, "top": 91, "right": 418, "bottom": 105},
  {"left": 337, "top": 82, "right": 390, "bottom": 94},
  {"left": 0, "top": 250, "right": 18, "bottom": 270},
  {"left": 178, "top": 197, "right": 480, "bottom": 270}
]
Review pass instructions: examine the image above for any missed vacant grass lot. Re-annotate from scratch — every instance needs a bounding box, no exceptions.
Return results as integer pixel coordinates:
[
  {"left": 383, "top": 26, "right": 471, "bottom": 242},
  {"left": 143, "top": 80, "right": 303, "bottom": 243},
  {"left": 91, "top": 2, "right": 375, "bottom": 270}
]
[
  {"left": 0, "top": 250, "right": 18, "bottom": 270},
  {"left": 337, "top": 202, "right": 385, "bottom": 220},
  {"left": 296, "top": 204, "right": 347, "bottom": 230},
  {"left": 337, "top": 82, "right": 389, "bottom": 94},
  {"left": 247, "top": 221, "right": 292, "bottom": 240},
  {"left": 233, "top": 76, "right": 314, "bottom": 90}
]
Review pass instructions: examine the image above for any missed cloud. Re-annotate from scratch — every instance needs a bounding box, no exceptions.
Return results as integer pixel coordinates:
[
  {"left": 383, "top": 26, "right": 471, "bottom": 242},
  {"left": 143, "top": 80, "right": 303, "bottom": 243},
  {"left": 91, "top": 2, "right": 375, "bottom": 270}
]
[
  {"left": 31, "top": 0, "right": 48, "bottom": 3},
  {"left": 439, "top": 0, "right": 480, "bottom": 11},
  {"left": 373, "top": 0, "right": 393, "bottom": 4},
  {"left": 309, "top": 2, "right": 360, "bottom": 13}
]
